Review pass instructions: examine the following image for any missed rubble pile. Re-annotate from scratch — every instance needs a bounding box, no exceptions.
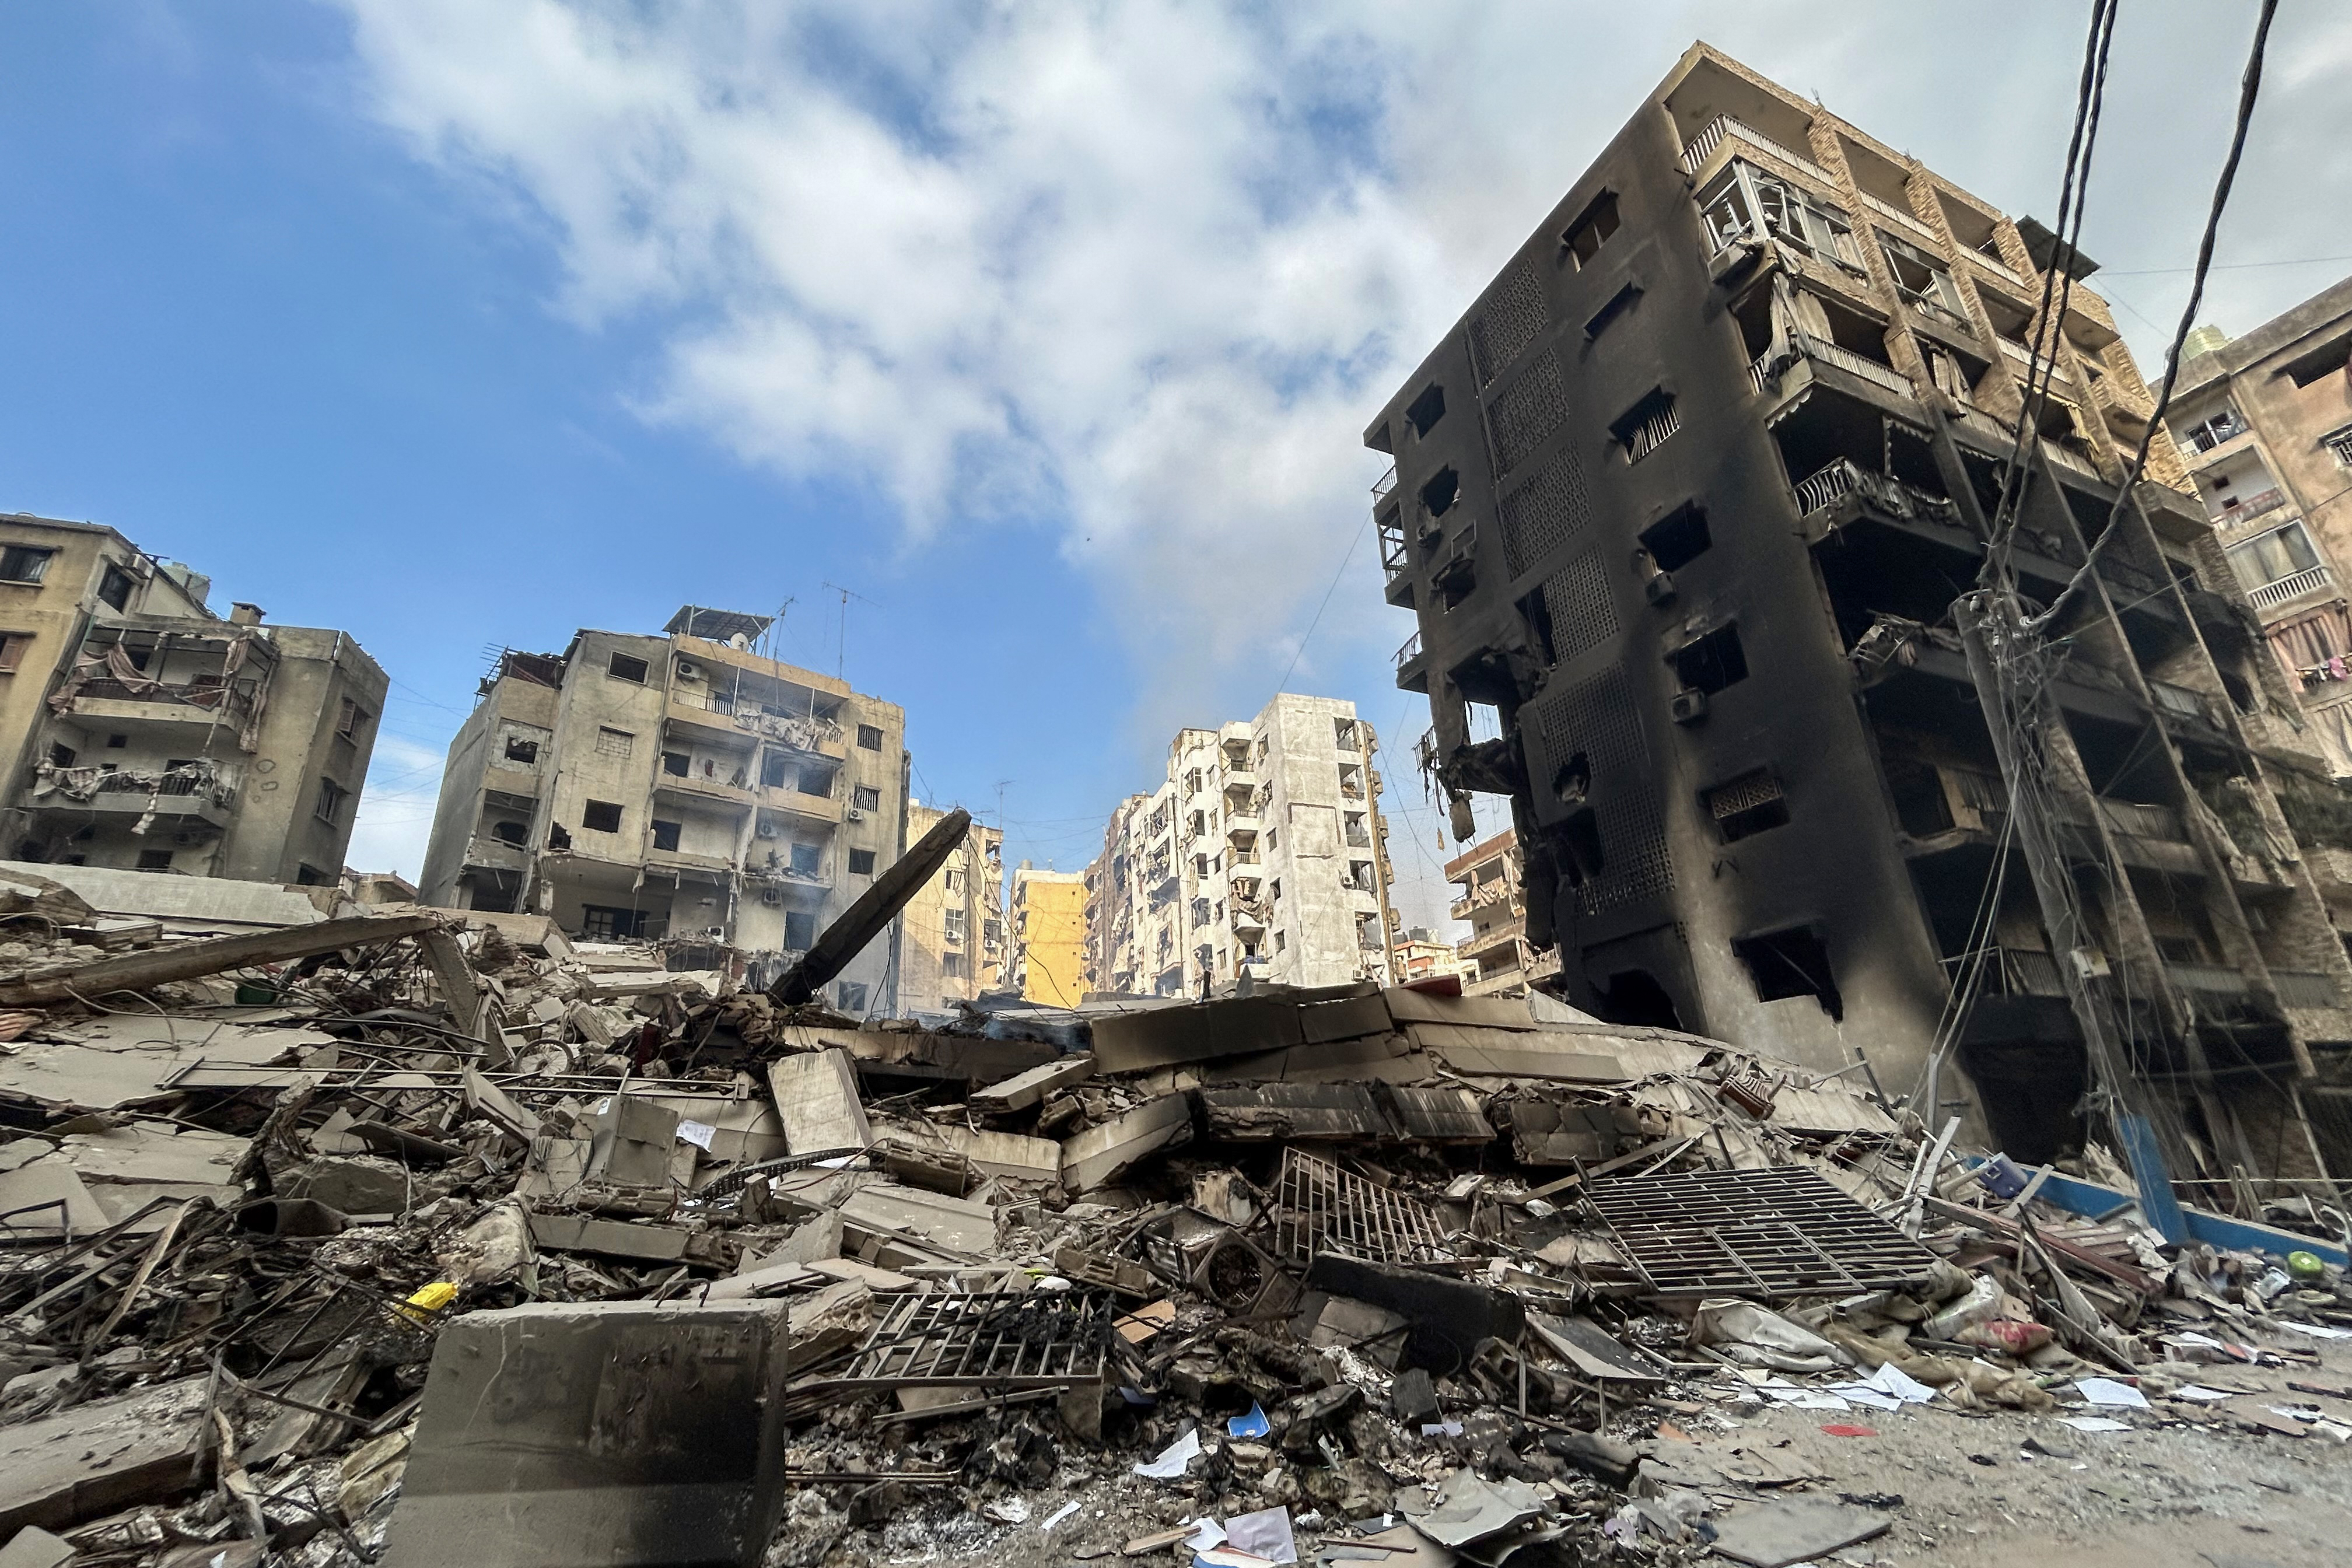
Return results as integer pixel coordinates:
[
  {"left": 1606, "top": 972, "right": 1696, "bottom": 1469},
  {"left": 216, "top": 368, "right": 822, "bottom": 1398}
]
[{"left": 0, "top": 873, "right": 2347, "bottom": 1567}]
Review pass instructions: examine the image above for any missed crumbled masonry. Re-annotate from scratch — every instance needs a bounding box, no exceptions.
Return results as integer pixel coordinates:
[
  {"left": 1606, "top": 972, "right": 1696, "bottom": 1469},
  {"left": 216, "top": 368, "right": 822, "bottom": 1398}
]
[{"left": 0, "top": 866, "right": 2346, "bottom": 1567}]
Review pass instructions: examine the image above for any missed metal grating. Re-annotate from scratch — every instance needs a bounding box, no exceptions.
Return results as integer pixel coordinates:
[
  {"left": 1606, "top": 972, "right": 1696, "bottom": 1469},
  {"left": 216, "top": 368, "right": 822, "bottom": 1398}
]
[
  {"left": 1587, "top": 1166, "right": 1941, "bottom": 1298},
  {"left": 1272, "top": 1147, "right": 1453, "bottom": 1267},
  {"left": 1541, "top": 551, "right": 1620, "bottom": 665},
  {"left": 1532, "top": 665, "right": 1671, "bottom": 912},
  {"left": 1487, "top": 349, "right": 1569, "bottom": 474},
  {"left": 825, "top": 1291, "right": 1111, "bottom": 1390},
  {"left": 1499, "top": 445, "right": 1592, "bottom": 578},
  {"left": 1704, "top": 768, "right": 1784, "bottom": 821},
  {"left": 1468, "top": 260, "right": 1551, "bottom": 386}
]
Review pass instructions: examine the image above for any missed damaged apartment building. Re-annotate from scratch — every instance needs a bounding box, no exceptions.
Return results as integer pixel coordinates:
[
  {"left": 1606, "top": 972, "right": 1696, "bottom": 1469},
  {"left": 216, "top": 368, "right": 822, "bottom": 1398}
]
[
  {"left": 2165, "top": 276, "right": 2352, "bottom": 773},
  {"left": 0, "top": 513, "right": 387, "bottom": 883},
  {"left": 418, "top": 606, "right": 912, "bottom": 1012},
  {"left": 1446, "top": 827, "right": 1563, "bottom": 998},
  {"left": 1086, "top": 693, "right": 1401, "bottom": 996},
  {"left": 899, "top": 803, "right": 1003, "bottom": 1011},
  {"left": 1366, "top": 42, "right": 2352, "bottom": 1182}
]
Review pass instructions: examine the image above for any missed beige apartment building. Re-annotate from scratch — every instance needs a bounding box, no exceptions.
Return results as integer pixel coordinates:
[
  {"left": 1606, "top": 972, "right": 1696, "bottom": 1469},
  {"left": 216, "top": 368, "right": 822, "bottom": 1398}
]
[
  {"left": 1086, "top": 694, "right": 1400, "bottom": 996},
  {"left": 2166, "top": 278, "right": 2352, "bottom": 772},
  {"left": 418, "top": 606, "right": 912, "bottom": 1013},
  {"left": 1010, "top": 864, "right": 1088, "bottom": 1005},
  {"left": 900, "top": 803, "right": 1004, "bottom": 1011},
  {"left": 0, "top": 513, "right": 387, "bottom": 884},
  {"left": 1443, "top": 829, "right": 1563, "bottom": 998},
  {"left": 1392, "top": 926, "right": 1478, "bottom": 986}
]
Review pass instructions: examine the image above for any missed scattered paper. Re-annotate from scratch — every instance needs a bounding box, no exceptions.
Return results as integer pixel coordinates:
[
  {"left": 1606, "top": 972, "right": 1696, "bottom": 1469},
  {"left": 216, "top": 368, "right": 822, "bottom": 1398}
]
[
  {"left": 2076, "top": 1378, "right": 2150, "bottom": 1409},
  {"left": 1135, "top": 1429, "right": 1202, "bottom": 1480},
  {"left": 674, "top": 1118, "right": 717, "bottom": 1150},
  {"left": 1222, "top": 1506, "right": 1298, "bottom": 1565},
  {"left": 2059, "top": 1416, "right": 2132, "bottom": 1433},
  {"left": 1420, "top": 1420, "right": 1463, "bottom": 1437},
  {"left": 1860, "top": 1362, "right": 1939, "bottom": 1404},
  {"left": 2274, "top": 1321, "right": 2352, "bottom": 1340},
  {"left": 985, "top": 1499, "right": 1030, "bottom": 1524},
  {"left": 1041, "top": 1501, "right": 1081, "bottom": 1532},
  {"left": 1831, "top": 1388, "right": 1902, "bottom": 1412},
  {"left": 1185, "top": 1518, "right": 1227, "bottom": 1552},
  {"left": 2171, "top": 1385, "right": 2234, "bottom": 1402}
]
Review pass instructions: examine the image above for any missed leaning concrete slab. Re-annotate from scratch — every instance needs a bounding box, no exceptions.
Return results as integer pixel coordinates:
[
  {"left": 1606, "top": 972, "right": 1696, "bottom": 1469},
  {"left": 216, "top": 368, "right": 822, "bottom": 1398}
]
[{"left": 767, "top": 1048, "right": 873, "bottom": 1154}]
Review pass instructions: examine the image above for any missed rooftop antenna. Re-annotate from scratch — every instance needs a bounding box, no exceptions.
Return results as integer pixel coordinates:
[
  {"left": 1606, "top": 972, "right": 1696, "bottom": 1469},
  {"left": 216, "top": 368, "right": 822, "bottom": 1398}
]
[
  {"left": 820, "top": 580, "right": 875, "bottom": 679},
  {"left": 762, "top": 596, "right": 794, "bottom": 662}
]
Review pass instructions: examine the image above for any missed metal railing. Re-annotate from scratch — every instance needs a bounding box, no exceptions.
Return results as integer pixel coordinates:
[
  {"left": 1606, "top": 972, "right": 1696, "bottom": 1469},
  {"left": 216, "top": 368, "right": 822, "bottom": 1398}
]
[
  {"left": 1943, "top": 945, "right": 2066, "bottom": 998},
  {"left": 2217, "top": 488, "right": 2291, "bottom": 526},
  {"left": 2249, "top": 564, "right": 2334, "bottom": 609},
  {"left": 1395, "top": 629, "right": 1423, "bottom": 670},
  {"left": 1676, "top": 116, "right": 1835, "bottom": 187},
  {"left": 1788, "top": 331, "right": 1914, "bottom": 398},
  {"left": 71, "top": 677, "right": 257, "bottom": 722},
  {"left": 2273, "top": 970, "right": 2342, "bottom": 1009},
  {"left": 2166, "top": 963, "right": 2251, "bottom": 998},
  {"left": 1372, "top": 463, "right": 1396, "bottom": 501},
  {"left": 2039, "top": 439, "right": 2099, "bottom": 480},
  {"left": 1962, "top": 246, "right": 2029, "bottom": 290},
  {"left": 1378, "top": 506, "right": 1409, "bottom": 583},
  {"left": 2149, "top": 681, "right": 2211, "bottom": 723}
]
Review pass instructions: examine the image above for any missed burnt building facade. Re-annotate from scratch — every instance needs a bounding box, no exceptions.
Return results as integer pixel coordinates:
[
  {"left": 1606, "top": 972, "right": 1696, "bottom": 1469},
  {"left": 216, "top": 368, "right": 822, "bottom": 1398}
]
[{"left": 1368, "top": 43, "right": 2352, "bottom": 1180}]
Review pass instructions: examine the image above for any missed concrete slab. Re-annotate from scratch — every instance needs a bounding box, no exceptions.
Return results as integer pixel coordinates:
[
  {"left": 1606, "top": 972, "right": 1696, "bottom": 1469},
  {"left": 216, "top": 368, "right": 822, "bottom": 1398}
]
[
  {"left": 767, "top": 1049, "right": 872, "bottom": 1154},
  {"left": 0, "top": 862, "right": 322, "bottom": 930}
]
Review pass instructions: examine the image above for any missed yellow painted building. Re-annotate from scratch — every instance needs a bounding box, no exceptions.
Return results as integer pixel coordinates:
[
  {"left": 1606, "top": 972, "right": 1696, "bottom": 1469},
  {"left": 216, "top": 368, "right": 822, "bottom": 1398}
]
[{"left": 1010, "top": 864, "right": 1088, "bottom": 1006}]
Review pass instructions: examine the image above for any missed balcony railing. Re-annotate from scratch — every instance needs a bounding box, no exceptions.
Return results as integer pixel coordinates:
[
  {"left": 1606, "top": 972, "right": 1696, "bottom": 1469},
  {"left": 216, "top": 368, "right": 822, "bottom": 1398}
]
[
  {"left": 2216, "top": 488, "right": 2291, "bottom": 527},
  {"left": 1395, "top": 629, "right": 1423, "bottom": 671},
  {"left": 2039, "top": 439, "right": 2099, "bottom": 480},
  {"left": 2149, "top": 681, "right": 2211, "bottom": 724},
  {"left": 1378, "top": 506, "right": 1409, "bottom": 584},
  {"left": 1962, "top": 246, "right": 2029, "bottom": 291},
  {"left": 1792, "top": 459, "right": 1959, "bottom": 524},
  {"left": 1772, "top": 331, "right": 1916, "bottom": 400},
  {"left": 1372, "top": 463, "right": 1396, "bottom": 502},
  {"left": 1943, "top": 945, "right": 2066, "bottom": 998},
  {"left": 1676, "top": 116, "right": 1835, "bottom": 187},
  {"left": 2096, "top": 799, "right": 2183, "bottom": 841},
  {"left": 69, "top": 676, "right": 258, "bottom": 724},
  {"left": 2249, "top": 564, "right": 2334, "bottom": 610},
  {"left": 1857, "top": 188, "right": 1937, "bottom": 244},
  {"left": 2167, "top": 963, "right": 2252, "bottom": 999}
]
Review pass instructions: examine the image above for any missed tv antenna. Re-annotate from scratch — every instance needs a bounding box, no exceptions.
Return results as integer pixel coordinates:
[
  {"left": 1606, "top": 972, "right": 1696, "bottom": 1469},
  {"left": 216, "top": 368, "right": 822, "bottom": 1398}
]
[{"left": 820, "top": 581, "right": 876, "bottom": 678}]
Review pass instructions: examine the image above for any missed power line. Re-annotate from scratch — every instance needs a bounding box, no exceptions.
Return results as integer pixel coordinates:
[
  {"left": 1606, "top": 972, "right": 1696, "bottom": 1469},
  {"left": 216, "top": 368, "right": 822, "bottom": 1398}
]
[
  {"left": 1274, "top": 514, "right": 1370, "bottom": 696},
  {"left": 2099, "top": 253, "right": 2352, "bottom": 278}
]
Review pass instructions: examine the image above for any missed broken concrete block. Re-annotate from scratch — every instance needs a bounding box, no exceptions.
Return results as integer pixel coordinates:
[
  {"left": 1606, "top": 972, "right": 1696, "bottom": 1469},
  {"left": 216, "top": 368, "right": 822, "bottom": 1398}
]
[
  {"left": 0, "top": 1526, "right": 76, "bottom": 1568},
  {"left": 967, "top": 1054, "right": 1095, "bottom": 1114},
  {"left": 1390, "top": 1367, "right": 1440, "bottom": 1427},
  {"left": 0, "top": 1375, "right": 209, "bottom": 1536},
  {"left": 587, "top": 1094, "right": 680, "bottom": 1189},
  {"left": 838, "top": 1180, "right": 996, "bottom": 1256},
  {"left": 381, "top": 1299, "right": 798, "bottom": 1568},
  {"left": 435, "top": 1199, "right": 535, "bottom": 1289},
  {"left": 767, "top": 1048, "right": 873, "bottom": 1154},
  {"left": 279, "top": 1154, "right": 410, "bottom": 1216},
  {"left": 525, "top": 1211, "right": 694, "bottom": 1264},
  {"left": 1541, "top": 1429, "right": 1638, "bottom": 1486},
  {"left": 1059, "top": 1094, "right": 1192, "bottom": 1193},
  {"left": 460, "top": 1067, "right": 540, "bottom": 1146}
]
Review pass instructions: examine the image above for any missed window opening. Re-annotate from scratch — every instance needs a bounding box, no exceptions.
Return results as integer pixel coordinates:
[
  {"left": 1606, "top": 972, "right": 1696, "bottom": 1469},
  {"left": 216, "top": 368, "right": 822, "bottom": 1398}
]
[
  {"left": 490, "top": 820, "right": 528, "bottom": 846},
  {"left": 785, "top": 910, "right": 817, "bottom": 949},
  {"left": 594, "top": 726, "right": 635, "bottom": 758},
  {"left": 1671, "top": 624, "right": 1748, "bottom": 694},
  {"left": 856, "top": 724, "right": 884, "bottom": 750},
  {"left": 314, "top": 778, "right": 348, "bottom": 824},
  {"left": 848, "top": 848, "right": 877, "bottom": 876},
  {"left": 1703, "top": 768, "right": 1790, "bottom": 841},
  {"left": 1562, "top": 191, "right": 1621, "bottom": 269},
  {"left": 582, "top": 799, "right": 623, "bottom": 832},
  {"left": 607, "top": 652, "right": 649, "bottom": 683},
  {"left": 650, "top": 819, "right": 681, "bottom": 852},
  {"left": 789, "top": 842, "right": 822, "bottom": 876},
  {"left": 1639, "top": 503, "right": 1712, "bottom": 571},
  {"left": 1612, "top": 390, "right": 1681, "bottom": 462},
  {"left": 1405, "top": 384, "right": 1446, "bottom": 438},
  {"left": 506, "top": 737, "right": 541, "bottom": 764},
  {"left": 1419, "top": 467, "right": 1460, "bottom": 519},
  {"left": 1732, "top": 925, "right": 1843, "bottom": 1018},
  {"left": 853, "top": 784, "right": 881, "bottom": 811},
  {"left": 135, "top": 849, "right": 173, "bottom": 871},
  {"left": 0, "top": 546, "right": 54, "bottom": 584},
  {"left": 580, "top": 905, "right": 648, "bottom": 940},
  {"left": 1584, "top": 281, "right": 1642, "bottom": 340},
  {"left": 97, "top": 564, "right": 134, "bottom": 611}
]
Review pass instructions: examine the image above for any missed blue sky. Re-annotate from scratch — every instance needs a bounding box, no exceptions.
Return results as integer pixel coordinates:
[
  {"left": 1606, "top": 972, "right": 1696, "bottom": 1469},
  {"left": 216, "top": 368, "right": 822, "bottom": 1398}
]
[{"left": 2, "top": 2, "right": 2347, "bottom": 936}]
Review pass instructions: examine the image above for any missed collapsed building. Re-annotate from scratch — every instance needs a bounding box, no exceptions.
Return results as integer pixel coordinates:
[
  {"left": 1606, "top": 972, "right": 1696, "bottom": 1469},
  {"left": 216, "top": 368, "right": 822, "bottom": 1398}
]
[
  {"left": 2165, "top": 275, "right": 2352, "bottom": 772},
  {"left": 1365, "top": 42, "right": 2352, "bottom": 1184},
  {"left": 1446, "top": 827, "right": 1564, "bottom": 999},
  {"left": 1086, "top": 694, "right": 1403, "bottom": 998},
  {"left": 0, "top": 513, "right": 387, "bottom": 885},
  {"left": 417, "top": 606, "right": 914, "bottom": 1010}
]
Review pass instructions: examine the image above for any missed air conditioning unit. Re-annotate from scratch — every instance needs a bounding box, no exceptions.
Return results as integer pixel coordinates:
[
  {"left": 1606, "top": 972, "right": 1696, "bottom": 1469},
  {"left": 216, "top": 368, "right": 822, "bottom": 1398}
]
[
  {"left": 1670, "top": 687, "right": 1709, "bottom": 724},
  {"left": 755, "top": 822, "right": 779, "bottom": 839},
  {"left": 846, "top": 807, "right": 866, "bottom": 821},
  {"left": 675, "top": 659, "right": 702, "bottom": 680}
]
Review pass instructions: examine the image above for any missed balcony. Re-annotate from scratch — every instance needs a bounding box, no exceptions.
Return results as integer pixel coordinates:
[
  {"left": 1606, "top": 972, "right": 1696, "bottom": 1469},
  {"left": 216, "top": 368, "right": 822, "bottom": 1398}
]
[
  {"left": 664, "top": 691, "right": 848, "bottom": 758},
  {"left": 1378, "top": 502, "right": 1411, "bottom": 605},
  {"left": 24, "top": 767, "right": 235, "bottom": 830},
  {"left": 62, "top": 677, "right": 260, "bottom": 733},
  {"left": 1395, "top": 629, "right": 1429, "bottom": 694},
  {"left": 2039, "top": 439, "right": 2101, "bottom": 481},
  {"left": 647, "top": 845, "right": 740, "bottom": 879},
  {"left": 1225, "top": 811, "right": 1262, "bottom": 841},
  {"left": 464, "top": 834, "right": 531, "bottom": 872},
  {"left": 1752, "top": 332, "right": 1917, "bottom": 404},
  {"left": 1961, "top": 246, "right": 2030, "bottom": 293},
  {"left": 762, "top": 790, "right": 844, "bottom": 827},
  {"left": 2247, "top": 564, "right": 2335, "bottom": 612},
  {"left": 2214, "top": 488, "right": 2292, "bottom": 528},
  {"left": 654, "top": 772, "right": 755, "bottom": 811},
  {"left": 1857, "top": 188, "right": 1937, "bottom": 246},
  {"left": 1677, "top": 116, "right": 1835, "bottom": 190},
  {"left": 1943, "top": 945, "right": 2066, "bottom": 999},
  {"left": 1793, "top": 459, "right": 1961, "bottom": 529}
]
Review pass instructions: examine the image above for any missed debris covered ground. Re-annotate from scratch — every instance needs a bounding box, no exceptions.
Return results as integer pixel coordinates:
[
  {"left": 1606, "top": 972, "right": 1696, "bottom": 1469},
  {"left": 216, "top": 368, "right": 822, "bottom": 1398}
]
[{"left": 0, "top": 864, "right": 2348, "bottom": 1567}]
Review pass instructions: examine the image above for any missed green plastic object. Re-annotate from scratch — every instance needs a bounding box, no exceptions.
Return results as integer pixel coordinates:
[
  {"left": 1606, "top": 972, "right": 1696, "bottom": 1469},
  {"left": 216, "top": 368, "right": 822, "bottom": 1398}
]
[{"left": 2287, "top": 1250, "right": 2327, "bottom": 1283}]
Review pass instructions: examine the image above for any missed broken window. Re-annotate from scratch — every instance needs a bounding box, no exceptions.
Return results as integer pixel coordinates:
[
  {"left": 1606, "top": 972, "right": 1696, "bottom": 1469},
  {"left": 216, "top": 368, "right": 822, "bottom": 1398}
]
[
  {"left": 489, "top": 820, "right": 528, "bottom": 846},
  {"left": 2180, "top": 405, "right": 2249, "bottom": 453},
  {"left": 1335, "top": 718, "right": 1359, "bottom": 748},
  {"left": 1406, "top": 383, "right": 1447, "bottom": 438},
  {"left": 1419, "top": 467, "right": 1460, "bottom": 519},
  {"left": 0, "top": 634, "right": 26, "bottom": 674},
  {"left": 798, "top": 766, "right": 835, "bottom": 799},
  {"left": 785, "top": 910, "right": 817, "bottom": 949},
  {"left": 607, "top": 652, "right": 649, "bottom": 684},
  {"left": 852, "top": 785, "right": 881, "bottom": 811},
  {"left": 580, "top": 904, "right": 649, "bottom": 940},
  {"left": 47, "top": 742, "right": 73, "bottom": 767},
  {"left": 135, "top": 849, "right": 172, "bottom": 872},
  {"left": 594, "top": 726, "right": 635, "bottom": 758},
  {"left": 1671, "top": 624, "right": 1748, "bottom": 694},
  {"left": 856, "top": 724, "right": 884, "bottom": 750},
  {"left": 336, "top": 699, "right": 370, "bottom": 739},
  {"left": 650, "top": 819, "right": 681, "bottom": 852},
  {"left": 314, "top": 778, "right": 348, "bottom": 825},
  {"left": 759, "top": 752, "right": 790, "bottom": 789},
  {"left": 789, "top": 841, "right": 822, "bottom": 876},
  {"left": 97, "top": 563, "right": 134, "bottom": 611},
  {"left": 2281, "top": 329, "right": 2352, "bottom": 389},
  {"left": 295, "top": 862, "right": 330, "bottom": 887},
  {"left": 1639, "top": 503, "right": 1711, "bottom": 571},
  {"left": 946, "top": 868, "right": 965, "bottom": 891},
  {"left": 582, "top": 799, "right": 623, "bottom": 833},
  {"left": 1612, "top": 390, "right": 1681, "bottom": 462},
  {"left": 1703, "top": 768, "right": 1790, "bottom": 841},
  {"left": 506, "top": 736, "right": 541, "bottom": 764},
  {"left": 848, "top": 848, "right": 877, "bottom": 876},
  {"left": 1877, "top": 236, "right": 1967, "bottom": 330},
  {"left": 1695, "top": 164, "right": 1859, "bottom": 271},
  {"left": 1732, "top": 925, "right": 1843, "bottom": 1019},
  {"left": 836, "top": 981, "right": 869, "bottom": 1011},
  {"left": 0, "top": 546, "right": 53, "bottom": 584},
  {"left": 106, "top": 733, "right": 127, "bottom": 748},
  {"left": 1562, "top": 190, "right": 1620, "bottom": 269}
]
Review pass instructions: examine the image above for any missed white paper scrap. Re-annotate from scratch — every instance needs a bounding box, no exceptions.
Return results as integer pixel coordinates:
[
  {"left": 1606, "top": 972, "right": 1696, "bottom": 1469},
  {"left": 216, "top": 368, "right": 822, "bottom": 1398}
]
[
  {"left": 1862, "top": 1362, "right": 1940, "bottom": 1404},
  {"left": 2171, "top": 1385, "right": 2234, "bottom": 1402},
  {"left": 1828, "top": 1387, "right": 1902, "bottom": 1412},
  {"left": 2059, "top": 1416, "right": 2132, "bottom": 1432},
  {"left": 2274, "top": 1321, "right": 2352, "bottom": 1340},
  {"left": 2076, "top": 1377, "right": 2150, "bottom": 1409},
  {"left": 1040, "top": 1500, "right": 1080, "bottom": 1532},
  {"left": 1223, "top": 1505, "right": 1299, "bottom": 1566},
  {"left": 675, "top": 1119, "right": 717, "bottom": 1150},
  {"left": 1135, "top": 1429, "right": 1202, "bottom": 1480}
]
